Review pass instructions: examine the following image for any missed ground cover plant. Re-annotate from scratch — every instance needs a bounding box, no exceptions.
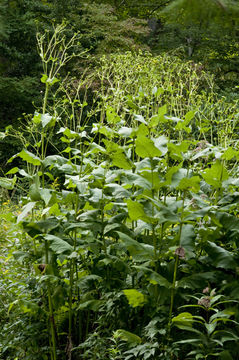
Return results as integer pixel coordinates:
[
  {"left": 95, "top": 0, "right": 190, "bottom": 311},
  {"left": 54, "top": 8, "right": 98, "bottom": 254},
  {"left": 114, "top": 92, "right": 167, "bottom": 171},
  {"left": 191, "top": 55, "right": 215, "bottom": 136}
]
[{"left": 1, "top": 25, "right": 239, "bottom": 360}]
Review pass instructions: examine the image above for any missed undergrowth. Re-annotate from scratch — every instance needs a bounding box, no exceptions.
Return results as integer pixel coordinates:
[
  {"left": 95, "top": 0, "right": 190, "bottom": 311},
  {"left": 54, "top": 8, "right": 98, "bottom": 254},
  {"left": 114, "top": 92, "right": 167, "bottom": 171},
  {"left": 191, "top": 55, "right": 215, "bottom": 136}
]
[{"left": 1, "top": 24, "right": 239, "bottom": 360}]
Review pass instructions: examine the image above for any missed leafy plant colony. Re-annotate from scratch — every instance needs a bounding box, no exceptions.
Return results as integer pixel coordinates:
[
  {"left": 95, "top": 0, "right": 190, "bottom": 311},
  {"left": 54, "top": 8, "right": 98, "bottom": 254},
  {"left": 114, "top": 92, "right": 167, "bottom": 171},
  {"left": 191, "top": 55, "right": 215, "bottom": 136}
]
[{"left": 1, "top": 1, "right": 239, "bottom": 360}]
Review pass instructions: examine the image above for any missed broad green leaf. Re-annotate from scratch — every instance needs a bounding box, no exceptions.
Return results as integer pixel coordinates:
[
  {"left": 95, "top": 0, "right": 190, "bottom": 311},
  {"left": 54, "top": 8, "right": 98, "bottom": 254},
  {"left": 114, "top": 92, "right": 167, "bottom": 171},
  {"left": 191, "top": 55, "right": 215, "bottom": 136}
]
[
  {"left": 41, "top": 113, "right": 55, "bottom": 128},
  {"left": 118, "top": 126, "right": 133, "bottom": 137},
  {"left": 29, "top": 184, "right": 41, "bottom": 201},
  {"left": 17, "top": 201, "right": 36, "bottom": 223},
  {"left": 168, "top": 141, "right": 190, "bottom": 160},
  {"left": 0, "top": 176, "right": 16, "bottom": 190},
  {"left": 178, "top": 176, "right": 201, "bottom": 192},
  {"left": 18, "top": 149, "right": 41, "bottom": 166},
  {"left": 0, "top": 132, "right": 6, "bottom": 140},
  {"left": 44, "top": 234, "right": 73, "bottom": 254},
  {"left": 112, "top": 151, "right": 132, "bottom": 170},
  {"left": 43, "top": 155, "right": 68, "bottom": 167},
  {"left": 18, "top": 169, "right": 33, "bottom": 179},
  {"left": 40, "top": 188, "right": 52, "bottom": 206},
  {"left": 6, "top": 167, "right": 19, "bottom": 175},
  {"left": 114, "top": 329, "right": 142, "bottom": 344},
  {"left": 133, "top": 265, "right": 171, "bottom": 288},
  {"left": 104, "top": 139, "right": 132, "bottom": 169},
  {"left": 49, "top": 203, "right": 62, "bottom": 216},
  {"left": 135, "top": 136, "right": 162, "bottom": 158},
  {"left": 148, "top": 271, "right": 171, "bottom": 288},
  {"left": 158, "top": 104, "right": 167, "bottom": 119},
  {"left": 153, "top": 135, "right": 168, "bottom": 155},
  {"left": 57, "top": 127, "right": 79, "bottom": 139},
  {"left": 202, "top": 160, "right": 229, "bottom": 188},
  {"left": 123, "top": 289, "right": 146, "bottom": 307},
  {"left": 205, "top": 322, "right": 217, "bottom": 335},
  {"left": 219, "top": 350, "right": 234, "bottom": 360},
  {"left": 172, "top": 312, "right": 194, "bottom": 327},
  {"left": 178, "top": 272, "right": 216, "bottom": 289},
  {"left": 77, "top": 300, "right": 102, "bottom": 311},
  {"left": 134, "top": 114, "right": 147, "bottom": 124},
  {"left": 222, "top": 147, "right": 238, "bottom": 160},
  {"left": 163, "top": 163, "right": 183, "bottom": 186},
  {"left": 19, "top": 299, "right": 39, "bottom": 314},
  {"left": 180, "top": 224, "right": 195, "bottom": 253},
  {"left": 116, "top": 231, "right": 154, "bottom": 259},
  {"left": 185, "top": 110, "right": 195, "bottom": 123},
  {"left": 127, "top": 199, "right": 154, "bottom": 223},
  {"left": 106, "top": 106, "right": 120, "bottom": 124},
  {"left": 204, "top": 241, "right": 236, "bottom": 269},
  {"left": 149, "top": 114, "right": 160, "bottom": 127}
]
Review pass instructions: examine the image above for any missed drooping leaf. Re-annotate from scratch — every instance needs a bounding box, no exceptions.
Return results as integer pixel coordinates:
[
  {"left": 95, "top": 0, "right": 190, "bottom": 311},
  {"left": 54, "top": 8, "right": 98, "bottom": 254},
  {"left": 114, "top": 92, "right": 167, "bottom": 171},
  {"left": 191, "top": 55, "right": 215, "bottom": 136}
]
[
  {"left": 204, "top": 241, "right": 236, "bottom": 269},
  {"left": 172, "top": 312, "right": 194, "bottom": 328},
  {"left": 17, "top": 202, "right": 36, "bottom": 223},
  {"left": 127, "top": 199, "right": 154, "bottom": 223},
  {"left": 116, "top": 231, "right": 154, "bottom": 259},
  {"left": 114, "top": 329, "right": 142, "bottom": 344},
  {"left": 18, "top": 149, "right": 41, "bottom": 166},
  {"left": 44, "top": 234, "right": 73, "bottom": 254},
  {"left": 133, "top": 265, "right": 171, "bottom": 288},
  {"left": 0, "top": 176, "right": 16, "bottom": 190},
  {"left": 77, "top": 300, "right": 102, "bottom": 312}
]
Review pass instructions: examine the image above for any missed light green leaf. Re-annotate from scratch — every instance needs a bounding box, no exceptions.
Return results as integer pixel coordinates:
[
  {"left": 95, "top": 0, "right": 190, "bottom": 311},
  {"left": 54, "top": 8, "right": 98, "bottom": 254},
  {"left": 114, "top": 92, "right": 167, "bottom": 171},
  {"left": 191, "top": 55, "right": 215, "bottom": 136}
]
[
  {"left": 205, "top": 322, "right": 217, "bottom": 335},
  {"left": 41, "top": 113, "right": 55, "bottom": 129},
  {"left": 17, "top": 201, "right": 36, "bottom": 223},
  {"left": 202, "top": 160, "right": 229, "bottom": 188},
  {"left": 178, "top": 176, "right": 201, "bottom": 192},
  {"left": 41, "top": 74, "right": 48, "bottom": 83},
  {"left": 134, "top": 114, "right": 147, "bottom": 124},
  {"left": 136, "top": 136, "right": 162, "bottom": 158},
  {"left": 114, "top": 329, "right": 142, "bottom": 344},
  {"left": 123, "top": 289, "right": 146, "bottom": 307},
  {"left": 0, "top": 132, "right": 6, "bottom": 140},
  {"left": 222, "top": 148, "right": 238, "bottom": 160},
  {"left": 49, "top": 203, "right": 62, "bottom": 216},
  {"left": 106, "top": 106, "right": 120, "bottom": 124},
  {"left": 40, "top": 189, "right": 52, "bottom": 206},
  {"left": 127, "top": 199, "right": 154, "bottom": 223},
  {"left": 6, "top": 167, "right": 19, "bottom": 175},
  {"left": 18, "top": 149, "right": 41, "bottom": 166},
  {"left": 172, "top": 312, "right": 194, "bottom": 327},
  {"left": 158, "top": 104, "right": 167, "bottom": 119},
  {"left": 0, "top": 176, "right": 16, "bottom": 190}
]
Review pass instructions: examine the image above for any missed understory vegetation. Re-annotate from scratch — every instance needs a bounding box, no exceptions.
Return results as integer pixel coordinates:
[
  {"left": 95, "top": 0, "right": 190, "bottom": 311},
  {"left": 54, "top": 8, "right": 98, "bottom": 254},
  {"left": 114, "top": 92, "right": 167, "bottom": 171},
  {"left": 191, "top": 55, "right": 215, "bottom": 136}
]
[{"left": 1, "top": 22, "right": 239, "bottom": 360}]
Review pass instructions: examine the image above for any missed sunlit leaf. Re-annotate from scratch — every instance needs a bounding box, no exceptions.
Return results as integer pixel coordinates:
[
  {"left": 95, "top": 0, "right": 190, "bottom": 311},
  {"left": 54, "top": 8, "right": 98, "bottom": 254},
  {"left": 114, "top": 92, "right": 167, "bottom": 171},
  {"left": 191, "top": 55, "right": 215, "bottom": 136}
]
[{"left": 123, "top": 289, "right": 146, "bottom": 307}]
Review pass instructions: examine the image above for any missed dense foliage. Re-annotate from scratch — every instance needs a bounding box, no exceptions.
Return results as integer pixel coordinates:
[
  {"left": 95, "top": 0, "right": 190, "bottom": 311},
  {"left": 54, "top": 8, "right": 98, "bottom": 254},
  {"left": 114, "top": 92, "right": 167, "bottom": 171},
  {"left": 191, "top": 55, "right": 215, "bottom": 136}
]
[{"left": 1, "top": 24, "right": 239, "bottom": 360}]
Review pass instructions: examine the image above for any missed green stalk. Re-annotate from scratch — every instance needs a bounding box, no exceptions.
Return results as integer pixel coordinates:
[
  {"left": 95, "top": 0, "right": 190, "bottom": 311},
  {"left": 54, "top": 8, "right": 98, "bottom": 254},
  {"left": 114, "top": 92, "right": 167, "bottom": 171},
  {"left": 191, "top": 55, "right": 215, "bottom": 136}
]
[
  {"left": 168, "top": 254, "right": 179, "bottom": 325},
  {"left": 150, "top": 158, "right": 157, "bottom": 269},
  {"left": 42, "top": 77, "right": 57, "bottom": 360},
  {"left": 168, "top": 191, "right": 186, "bottom": 326},
  {"left": 68, "top": 194, "right": 79, "bottom": 358}
]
